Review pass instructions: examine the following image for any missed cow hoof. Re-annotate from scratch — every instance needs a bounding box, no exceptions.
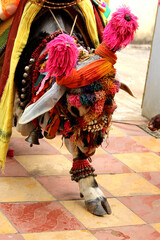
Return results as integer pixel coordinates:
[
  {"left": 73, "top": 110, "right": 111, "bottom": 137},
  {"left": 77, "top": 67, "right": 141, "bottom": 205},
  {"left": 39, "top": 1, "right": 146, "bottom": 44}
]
[{"left": 85, "top": 197, "right": 111, "bottom": 216}]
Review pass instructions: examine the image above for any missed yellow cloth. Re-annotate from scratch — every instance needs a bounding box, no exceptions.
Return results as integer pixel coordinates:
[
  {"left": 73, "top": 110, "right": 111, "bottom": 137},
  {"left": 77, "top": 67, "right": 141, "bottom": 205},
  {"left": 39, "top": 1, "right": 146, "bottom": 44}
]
[
  {"left": 77, "top": 0, "right": 99, "bottom": 48},
  {"left": 0, "top": 1, "right": 42, "bottom": 170}
]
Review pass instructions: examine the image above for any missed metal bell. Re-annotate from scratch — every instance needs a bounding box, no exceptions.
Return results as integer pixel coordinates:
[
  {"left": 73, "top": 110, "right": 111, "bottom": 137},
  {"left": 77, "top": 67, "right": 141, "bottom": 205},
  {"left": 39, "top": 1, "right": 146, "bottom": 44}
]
[
  {"left": 38, "top": 129, "right": 44, "bottom": 139},
  {"left": 25, "top": 128, "right": 41, "bottom": 147}
]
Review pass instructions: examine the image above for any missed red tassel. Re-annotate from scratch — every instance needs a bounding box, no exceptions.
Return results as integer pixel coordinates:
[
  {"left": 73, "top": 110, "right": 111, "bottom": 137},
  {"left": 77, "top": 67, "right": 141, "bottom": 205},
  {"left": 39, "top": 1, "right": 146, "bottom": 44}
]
[{"left": 70, "top": 159, "right": 96, "bottom": 182}]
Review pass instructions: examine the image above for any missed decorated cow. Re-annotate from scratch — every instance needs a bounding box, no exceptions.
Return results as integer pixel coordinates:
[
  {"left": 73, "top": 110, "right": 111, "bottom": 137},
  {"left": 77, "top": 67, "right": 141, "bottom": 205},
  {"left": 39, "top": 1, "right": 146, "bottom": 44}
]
[{"left": 0, "top": 0, "right": 138, "bottom": 216}]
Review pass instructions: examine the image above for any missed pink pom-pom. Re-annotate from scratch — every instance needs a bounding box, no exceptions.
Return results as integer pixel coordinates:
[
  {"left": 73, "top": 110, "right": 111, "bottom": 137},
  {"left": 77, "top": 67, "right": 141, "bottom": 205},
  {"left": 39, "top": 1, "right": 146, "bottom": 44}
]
[
  {"left": 103, "top": 6, "right": 139, "bottom": 51},
  {"left": 45, "top": 33, "right": 79, "bottom": 76}
]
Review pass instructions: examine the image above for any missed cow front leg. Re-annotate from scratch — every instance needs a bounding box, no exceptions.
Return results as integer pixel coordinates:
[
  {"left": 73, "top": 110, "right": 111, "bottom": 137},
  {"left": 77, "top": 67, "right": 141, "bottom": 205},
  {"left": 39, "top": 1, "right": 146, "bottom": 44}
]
[
  {"left": 64, "top": 138, "right": 111, "bottom": 216},
  {"left": 79, "top": 176, "right": 111, "bottom": 216}
]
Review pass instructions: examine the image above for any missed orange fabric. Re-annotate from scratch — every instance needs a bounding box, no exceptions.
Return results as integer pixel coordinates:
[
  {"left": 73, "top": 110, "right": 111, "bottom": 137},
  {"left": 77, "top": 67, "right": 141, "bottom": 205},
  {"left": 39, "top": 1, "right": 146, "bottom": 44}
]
[
  {"left": 95, "top": 42, "right": 117, "bottom": 63},
  {"left": 48, "top": 116, "right": 60, "bottom": 137},
  {"left": 56, "top": 42, "right": 117, "bottom": 89},
  {"left": 46, "top": 107, "right": 60, "bottom": 138}
]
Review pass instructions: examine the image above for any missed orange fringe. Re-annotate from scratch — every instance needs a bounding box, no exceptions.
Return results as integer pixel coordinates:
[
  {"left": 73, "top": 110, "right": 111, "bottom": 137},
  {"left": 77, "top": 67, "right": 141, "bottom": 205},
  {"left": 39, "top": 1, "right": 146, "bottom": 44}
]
[{"left": 56, "top": 42, "right": 117, "bottom": 89}]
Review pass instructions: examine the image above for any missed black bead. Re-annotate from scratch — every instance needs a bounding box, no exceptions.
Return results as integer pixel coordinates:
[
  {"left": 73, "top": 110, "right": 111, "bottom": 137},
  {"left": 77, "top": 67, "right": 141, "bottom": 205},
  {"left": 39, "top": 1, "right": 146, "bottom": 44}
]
[{"left": 125, "top": 14, "right": 131, "bottom": 22}]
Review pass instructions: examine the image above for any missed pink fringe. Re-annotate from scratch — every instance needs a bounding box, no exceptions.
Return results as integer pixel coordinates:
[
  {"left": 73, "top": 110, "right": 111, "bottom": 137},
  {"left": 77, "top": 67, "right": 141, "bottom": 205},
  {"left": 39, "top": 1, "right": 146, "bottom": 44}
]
[
  {"left": 36, "top": 72, "right": 50, "bottom": 95},
  {"left": 103, "top": 6, "right": 138, "bottom": 51},
  {"left": 44, "top": 34, "right": 79, "bottom": 77}
]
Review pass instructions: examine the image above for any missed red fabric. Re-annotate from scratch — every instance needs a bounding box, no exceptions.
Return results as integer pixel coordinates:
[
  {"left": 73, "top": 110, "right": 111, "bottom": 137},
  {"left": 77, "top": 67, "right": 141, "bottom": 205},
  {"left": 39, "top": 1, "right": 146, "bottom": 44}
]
[
  {"left": 92, "top": 3, "right": 104, "bottom": 43},
  {"left": 0, "top": 0, "right": 29, "bottom": 100},
  {"left": 7, "top": 149, "right": 14, "bottom": 157},
  {"left": 72, "top": 159, "right": 91, "bottom": 171}
]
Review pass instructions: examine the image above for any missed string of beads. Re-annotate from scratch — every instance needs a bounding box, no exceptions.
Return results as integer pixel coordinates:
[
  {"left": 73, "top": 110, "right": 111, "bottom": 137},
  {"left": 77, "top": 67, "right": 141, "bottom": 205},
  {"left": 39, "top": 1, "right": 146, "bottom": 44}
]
[{"left": 30, "top": 0, "right": 81, "bottom": 9}]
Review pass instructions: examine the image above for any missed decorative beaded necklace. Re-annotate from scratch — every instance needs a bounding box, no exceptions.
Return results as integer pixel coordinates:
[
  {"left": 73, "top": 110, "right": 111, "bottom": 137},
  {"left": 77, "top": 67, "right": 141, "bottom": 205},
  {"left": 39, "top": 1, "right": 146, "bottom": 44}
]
[{"left": 30, "top": 0, "right": 81, "bottom": 9}]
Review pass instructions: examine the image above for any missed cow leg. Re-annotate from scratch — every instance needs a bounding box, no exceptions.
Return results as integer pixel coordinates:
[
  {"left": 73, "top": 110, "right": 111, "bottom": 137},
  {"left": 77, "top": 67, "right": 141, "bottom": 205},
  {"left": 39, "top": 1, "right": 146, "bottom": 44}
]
[
  {"left": 79, "top": 176, "right": 111, "bottom": 216},
  {"left": 64, "top": 138, "right": 111, "bottom": 216}
]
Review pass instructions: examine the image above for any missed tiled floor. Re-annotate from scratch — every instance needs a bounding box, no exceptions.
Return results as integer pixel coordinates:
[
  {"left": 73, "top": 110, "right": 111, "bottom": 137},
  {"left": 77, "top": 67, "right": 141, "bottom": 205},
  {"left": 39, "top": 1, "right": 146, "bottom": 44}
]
[{"left": 1, "top": 122, "right": 160, "bottom": 240}]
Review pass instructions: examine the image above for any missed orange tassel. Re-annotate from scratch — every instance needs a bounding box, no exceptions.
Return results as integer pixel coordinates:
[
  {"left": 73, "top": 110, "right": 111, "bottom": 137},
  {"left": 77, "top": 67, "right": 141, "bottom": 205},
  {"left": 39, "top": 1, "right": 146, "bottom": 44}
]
[{"left": 56, "top": 43, "right": 117, "bottom": 88}]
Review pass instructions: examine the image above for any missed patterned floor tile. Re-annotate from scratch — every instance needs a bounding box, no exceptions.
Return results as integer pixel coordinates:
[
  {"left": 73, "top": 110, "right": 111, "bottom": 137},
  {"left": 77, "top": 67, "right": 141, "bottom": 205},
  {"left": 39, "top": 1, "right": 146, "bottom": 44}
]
[
  {"left": 0, "top": 177, "right": 54, "bottom": 202},
  {"left": 38, "top": 176, "right": 112, "bottom": 200},
  {"left": 61, "top": 199, "right": 145, "bottom": 229},
  {"left": 102, "top": 136, "right": 149, "bottom": 154},
  {"left": 114, "top": 152, "right": 160, "bottom": 172},
  {"left": 37, "top": 176, "right": 81, "bottom": 200},
  {"left": 0, "top": 234, "right": 25, "bottom": 240},
  {"left": 22, "top": 230, "right": 96, "bottom": 240},
  {"left": 91, "top": 224, "right": 160, "bottom": 240},
  {"left": 0, "top": 157, "right": 28, "bottom": 177},
  {"left": 109, "top": 125, "right": 126, "bottom": 137},
  {"left": 119, "top": 195, "right": 160, "bottom": 223},
  {"left": 95, "top": 147, "right": 108, "bottom": 154},
  {"left": 152, "top": 223, "right": 160, "bottom": 233},
  {"left": 92, "top": 154, "right": 133, "bottom": 174},
  {"left": 15, "top": 155, "right": 72, "bottom": 177},
  {"left": 0, "top": 202, "right": 84, "bottom": 233},
  {"left": 46, "top": 137, "right": 70, "bottom": 154},
  {"left": 132, "top": 136, "right": 160, "bottom": 152},
  {"left": 9, "top": 138, "right": 60, "bottom": 155},
  {"left": 12, "top": 127, "right": 24, "bottom": 138},
  {"left": 0, "top": 211, "right": 17, "bottom": 234},
  {"left": 113, "top": 122, "right": 149, "bottom": 136},
  {"left": 140, "top": 172, "right": 160, "bottom": 188},
  {"left": 96, "top": 173, "right": 160, "bottom": 197}
]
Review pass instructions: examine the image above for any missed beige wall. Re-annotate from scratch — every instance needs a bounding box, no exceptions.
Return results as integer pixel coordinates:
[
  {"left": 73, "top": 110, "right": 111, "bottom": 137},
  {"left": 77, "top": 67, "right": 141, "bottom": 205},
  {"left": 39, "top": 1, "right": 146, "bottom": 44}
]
[
  {"left": 109, "top": 0, "right": 158, "bottom": 43},
  {"left": 142, "top": 6, "right": 160, "bottom": 119}
]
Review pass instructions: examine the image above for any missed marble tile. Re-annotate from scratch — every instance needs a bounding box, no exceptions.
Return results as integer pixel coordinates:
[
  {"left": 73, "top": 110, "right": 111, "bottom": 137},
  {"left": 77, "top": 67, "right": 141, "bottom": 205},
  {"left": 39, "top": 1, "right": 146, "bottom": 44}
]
[
  {"left": 114, "top": 152, "right": 160, "bottom": 172},
  {"left": 132, "top": 136, "right": 160, "bottom": 152},
  {"left": 0, "top": 234, "right": 24, "bottom": 240},
  {"left": 45, "top": 137, "right": 70, "bottom": 154},
  {"left": 0, "top": 177, "right": 54, "bottom": 202},
  {"left": 102, "top": 136, "right": 149, "bottom": 154},
  {"left": 96, "top": 173, "right": 160, "bottom": 197},
  {"left": 141, "top": 172, "right": 160, "bottom": 188},
  {"left": 61, "top": 198, "right": 145, "bottom": 229},
  {"left": 15, "top": 155, "right": 72, "bottom": 177},
  {"left": 22, "top": 230, "right": 96, "bottom": 240},
  {"left": 0, "top": 202, "right": 83, "bottom": 233},
  {"left": 91, "top": 224, "right": 160, "bottom": 240},
  {"left": 119, "top": 195, "right": 160, "bottom": 223},
  {"left": 95, "top": 147, "right": 108, "bottom": 154},
  {"left": 9, "top": 138, "right": 60, "bottom": 155},
  {"left": 113, "top": 122, "right": 149, "bottom": 136},
  {"left": 37, "top": 176, "right": 81, "bottom": 200},
  {"left": 38, "top": 175, "right": 112, "bottom": 200},
  {"left": 109, "top": 125, "right": 126, "bottom": 137},
  {"left": 92, "top": 154, "right": 132, "bottom": 174},
  {"left": 0, "top": 157, "right": 28, "bottom": 177},
  {"left": 152, "top": 223, "right": 160, "bottom": 233},
  {"left": 0, "top": 211, "right": 17, "bottom": 234},
  {"left": 11, "top": 127, "right": 24, "bottom": 138}
]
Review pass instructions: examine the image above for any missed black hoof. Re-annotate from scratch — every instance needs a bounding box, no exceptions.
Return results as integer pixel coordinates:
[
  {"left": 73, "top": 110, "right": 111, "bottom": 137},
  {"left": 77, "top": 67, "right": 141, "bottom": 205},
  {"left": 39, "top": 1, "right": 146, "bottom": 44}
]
[{"left": 85, "top": 197, "right": 111, "bottom": 216}]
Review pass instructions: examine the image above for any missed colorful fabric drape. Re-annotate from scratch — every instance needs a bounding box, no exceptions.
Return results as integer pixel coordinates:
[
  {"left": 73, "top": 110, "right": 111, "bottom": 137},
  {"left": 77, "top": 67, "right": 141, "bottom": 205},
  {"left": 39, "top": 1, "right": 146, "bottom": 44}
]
[
  {"left": 77, "top": 0, "right": 100, "bottom": 48},
  {"left": 0, "top": 1, "right": 42, "bottom": 170},
  {"left": 0, "top": 0, "right": 28, "bottom": 99}
]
